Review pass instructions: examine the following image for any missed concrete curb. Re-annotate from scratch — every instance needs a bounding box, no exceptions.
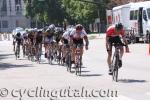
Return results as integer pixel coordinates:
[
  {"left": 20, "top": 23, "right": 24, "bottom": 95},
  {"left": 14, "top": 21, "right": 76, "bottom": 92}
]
[{"left": 88, "top": 34, "right": 106, "bottom": 39}]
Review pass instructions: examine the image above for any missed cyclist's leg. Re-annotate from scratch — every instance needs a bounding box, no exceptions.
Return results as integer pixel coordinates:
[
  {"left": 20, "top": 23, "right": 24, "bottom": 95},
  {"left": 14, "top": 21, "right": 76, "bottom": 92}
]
[
  {"left": 13, "top": 40, "right": 16, "bottom": 51},
  {"left": 71, "top": 43, "right": 76, "bottom": 64},
  {"left": 107, "top": 43, "right": 112, "bottom": 69},
  {"left": 62, "top": 44, "right": 66, "bottom": 62},
  {"left": 118, "top": 46, "right": 124, "bottom": 68},
  {"left": 44, "top": 43, "right": 48, "bottom": 58},
  {"left": 119, "top": 46, "right": 124, "bottom": 60}
]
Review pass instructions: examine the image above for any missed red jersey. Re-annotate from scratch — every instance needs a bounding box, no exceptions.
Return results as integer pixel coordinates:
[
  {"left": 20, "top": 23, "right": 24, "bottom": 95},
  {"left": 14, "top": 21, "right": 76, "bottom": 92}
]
[{"left": 106, "top": 25, "right": 125, "bottom": 37}]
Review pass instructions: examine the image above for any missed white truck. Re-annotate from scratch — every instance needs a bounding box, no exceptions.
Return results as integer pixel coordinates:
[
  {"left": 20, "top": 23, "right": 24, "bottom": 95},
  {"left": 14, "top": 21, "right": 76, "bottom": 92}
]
[{"left": 109, "top": 1, "right": 150, "bottom": 43}]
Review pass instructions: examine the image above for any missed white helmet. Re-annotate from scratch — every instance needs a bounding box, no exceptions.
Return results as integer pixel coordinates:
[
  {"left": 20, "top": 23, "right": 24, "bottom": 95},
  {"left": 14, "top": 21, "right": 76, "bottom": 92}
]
[{"left": 49, "top": 24, "right": 55, "bottom": 30}]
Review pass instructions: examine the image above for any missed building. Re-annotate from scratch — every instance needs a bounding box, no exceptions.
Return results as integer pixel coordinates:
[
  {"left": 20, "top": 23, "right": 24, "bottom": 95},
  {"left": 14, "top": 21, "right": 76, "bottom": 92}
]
[{"left": 0, "top": 0, "right": 30, "bottom": 33}]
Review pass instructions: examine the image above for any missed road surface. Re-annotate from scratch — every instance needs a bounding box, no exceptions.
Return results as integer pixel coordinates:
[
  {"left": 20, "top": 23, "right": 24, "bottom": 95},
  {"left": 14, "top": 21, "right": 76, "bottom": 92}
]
[{"left": 0, "top": 34, "right": 150, "bottom": 100}]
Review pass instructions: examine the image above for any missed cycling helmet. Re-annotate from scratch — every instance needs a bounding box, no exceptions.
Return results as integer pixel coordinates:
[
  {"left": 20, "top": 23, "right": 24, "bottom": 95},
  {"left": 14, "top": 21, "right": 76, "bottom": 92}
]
[
  {"left": 37, "top": 30, "right": 42, "bottom": 34},
  {"left": 49, "top": 24, "right": 55, "bottom": 30},
  {"left": 16, "top": 32, "right": 21, "bottom": 37},
  {"left": 115, "top": 23, "right": 123, "bottom": 30},
  {"left": 76, "top": 24, "right": 83, "bottom": 30}
]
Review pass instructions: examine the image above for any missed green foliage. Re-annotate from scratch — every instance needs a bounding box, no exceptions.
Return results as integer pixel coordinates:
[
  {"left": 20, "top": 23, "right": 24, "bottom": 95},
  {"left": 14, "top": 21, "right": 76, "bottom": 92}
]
[
  {"left": 24, "top": 0, "right": 65, "bottom": 24},
  {"left": 24, "top": 0, "right": 111, "bottom": 24}
]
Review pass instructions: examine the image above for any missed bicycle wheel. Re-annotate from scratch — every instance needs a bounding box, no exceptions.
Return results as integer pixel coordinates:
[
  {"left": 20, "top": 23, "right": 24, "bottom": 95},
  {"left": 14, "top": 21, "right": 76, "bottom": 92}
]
[
  {"left": 79, "top": 56, "right": 82, "bottom": 76},
  {"left": 66, "top": 54, "right": 72, "bottom": 72},
  {"left": 112, "top": 54, "right": 116, "bottom": 81},
  {"left": 23, "top": 45, "right": 26, "bottom": 57},
  {"left": 112, "top": 54, "right": 119, "bottom": 82},
  {"left": 15, "top": 45, "right": 20, "bottom": 60},
  {"left": 15, "top": 48, "right": 18, "bottom": 60},
  {"left": 48, "top": 49, "right": 53, "bottom": 65},
  {"left": 75, "top": 55, "right": 80, "bottom": 75}
]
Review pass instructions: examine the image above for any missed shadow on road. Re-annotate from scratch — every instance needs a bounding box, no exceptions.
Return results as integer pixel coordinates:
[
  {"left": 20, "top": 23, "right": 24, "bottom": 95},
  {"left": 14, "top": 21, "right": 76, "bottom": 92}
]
[
  {"left": 0, "top": 54, "right": 14, "bottom": 60},
  {"left": 80, "top": 74, "right": 102, "bottom": 77},
  {"left": 118, "top": 79, "right": 148, "bottom": 83},
  {"left": 0, "top": 63, "right": 33, "bottom": 70}
]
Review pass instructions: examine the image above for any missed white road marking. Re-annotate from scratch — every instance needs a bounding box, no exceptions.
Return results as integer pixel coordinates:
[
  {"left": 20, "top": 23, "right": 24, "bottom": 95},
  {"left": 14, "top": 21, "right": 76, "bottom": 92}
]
[{"left": 109, "top": 95, "right": 134, "bottom": 100}]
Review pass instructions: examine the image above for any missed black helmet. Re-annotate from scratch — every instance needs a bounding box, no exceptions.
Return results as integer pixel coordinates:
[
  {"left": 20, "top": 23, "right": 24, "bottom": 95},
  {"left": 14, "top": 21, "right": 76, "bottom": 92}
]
[
  {"left": 115, "top": 23, "right": 123, "bottom": 30},
  {"left": 16, "top": 32, "right": 21, "bottom": 37}
]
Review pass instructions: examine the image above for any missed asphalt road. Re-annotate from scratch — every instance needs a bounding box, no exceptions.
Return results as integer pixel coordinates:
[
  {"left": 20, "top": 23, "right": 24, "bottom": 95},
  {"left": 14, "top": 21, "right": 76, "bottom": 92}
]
[{"left": 0, "top": 34, "right": 150, "bottom": 100}]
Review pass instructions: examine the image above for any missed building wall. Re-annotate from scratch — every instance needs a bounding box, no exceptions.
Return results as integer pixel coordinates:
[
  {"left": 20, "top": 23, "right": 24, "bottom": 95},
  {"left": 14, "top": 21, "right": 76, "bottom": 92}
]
[{"left": 0, "top": 0, "right": 30, "bottom": 33}]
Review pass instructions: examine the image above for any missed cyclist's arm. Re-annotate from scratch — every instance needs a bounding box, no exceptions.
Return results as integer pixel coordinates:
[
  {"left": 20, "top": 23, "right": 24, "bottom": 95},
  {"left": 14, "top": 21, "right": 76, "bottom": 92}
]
[
  {"left": 121, "top": 30, "right": 128, "bottom": 47},
  {"left": 84, "top": 36, "right": 89, "bottom": 47},
  {"left": 122, "top": 35, "right": 128, "bottom": 47}
]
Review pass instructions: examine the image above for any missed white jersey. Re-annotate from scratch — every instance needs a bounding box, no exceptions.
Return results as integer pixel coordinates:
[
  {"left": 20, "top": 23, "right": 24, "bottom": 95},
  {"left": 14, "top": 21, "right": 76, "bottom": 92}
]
[
  {"left": 62, "top": 28, "right": 74, "bottom": 40},
  {"left": 62, "top": 31, "right": 70, "bottom": 40},
  {"left": 70, "top": 29, "right": 87, "bottom": 39}
]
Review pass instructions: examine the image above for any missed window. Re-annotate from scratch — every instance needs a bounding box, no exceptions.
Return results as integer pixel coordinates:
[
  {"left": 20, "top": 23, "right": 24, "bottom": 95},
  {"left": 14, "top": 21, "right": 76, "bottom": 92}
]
[
  {"left": 134, "top": 10, "right": 138, "bottom": 20},
  {"left": 0, "top": 0, "right": 7, "bottom": 16},
  {"left": 15, "top": 0, "right": 21, "bottom": 4},
  {"left": 130, "top": 11, "right": 134, "bottom": 20},
  {"left": 147, "top": 8, "right": 150, "bottom": 19},
  {"left": 2, "top": 21, "right": 8, "bottom": 28},
  {"left": 143, "top": 10, "right": 147, "bottom": 20},
  {"left": 16, "top": 5, "right": 20, "bottom": 11},
  {"left": 15, "top": 0, "right": 22, "bottom": 12}
]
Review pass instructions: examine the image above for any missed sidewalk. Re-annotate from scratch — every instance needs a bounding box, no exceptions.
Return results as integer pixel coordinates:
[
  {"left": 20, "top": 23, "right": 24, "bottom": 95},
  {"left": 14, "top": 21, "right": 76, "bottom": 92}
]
[{"left": 88, "top": 33, "right": 106, "bottom": 40}]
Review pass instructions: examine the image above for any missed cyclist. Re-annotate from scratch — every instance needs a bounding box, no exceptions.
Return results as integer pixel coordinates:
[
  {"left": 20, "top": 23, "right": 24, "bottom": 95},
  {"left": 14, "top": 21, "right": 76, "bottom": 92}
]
[
  {"left": 61, "top": 27, "right": 74, "bottom": 63},
  {"left": 22, "top": 32, "right": 28, "bottom": 57},
  {"left": 28, "top": 30, "right": 35, "bottom": 46},
  {"left": 34, "top": 30, "right": 43, "bottom": 61},
  {"left": 14, "top": 32, "right": 23, "bottom": 58},
  {"left": 44, "top": 24, "right": 55, "bottom": 58},
  {"left": 106, "top": 23, "right": 129, "bottom": 75},
  {"left": 27, "top": 30, "right": 36, "bottom": 58},
  {"left": 70, "top": 24, "right": 89, "bottom": 64}
]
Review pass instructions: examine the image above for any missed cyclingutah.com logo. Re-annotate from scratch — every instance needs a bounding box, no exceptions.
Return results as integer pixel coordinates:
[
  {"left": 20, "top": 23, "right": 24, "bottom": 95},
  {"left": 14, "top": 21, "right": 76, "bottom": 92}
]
[{"left": 0, "top": 86, "right": 118, "bottom": 100}]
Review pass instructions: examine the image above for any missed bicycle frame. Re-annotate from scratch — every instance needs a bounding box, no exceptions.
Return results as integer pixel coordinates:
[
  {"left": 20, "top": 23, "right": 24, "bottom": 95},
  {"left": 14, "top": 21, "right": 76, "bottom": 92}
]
[
  {"left": 75, "top": 44, "right": 82, "bottom": 76},
  {"left": 112, "top": 46, "right": 120, "bottom": 82},
  {"left": 15, "top": 43, "right": 20, "bottom": 60},
  {"left": 65, "top": 44, "right": 72, "bottom": 72},
  {"left": 35, "top": 43, "right": 42, "bottom": 63},
  {"left": 47, "top": 43, "right": 54, "bottom": 65},
  {"left": 111, "top": 43, "right": 125, "bottom": 82}
]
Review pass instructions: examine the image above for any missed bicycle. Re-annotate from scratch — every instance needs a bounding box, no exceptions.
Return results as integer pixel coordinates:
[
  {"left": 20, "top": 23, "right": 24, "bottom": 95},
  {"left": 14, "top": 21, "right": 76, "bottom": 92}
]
[
  {"left": 111, "top": 43, "right": 125, "bottom": 82},
  {"left": 35, "top": 43, "right": 42, "bottom": 64},
  {"left": 15, "top": 43, "right": 20, "bottom": 60},
  {"left": 64, "top": 44, "right": 72, "bottom": 72},
  {"left": 28, "top": 44, "right": 35, "bottom": 62},
  {"left": 74, "top": 44, "right": 82, "bottom": 76},
  {"left": 56, "top": 44, "right": 63, "bottom": 65},
  {"left": 47, "top": 43, "right": 54, "bottom": 65}
]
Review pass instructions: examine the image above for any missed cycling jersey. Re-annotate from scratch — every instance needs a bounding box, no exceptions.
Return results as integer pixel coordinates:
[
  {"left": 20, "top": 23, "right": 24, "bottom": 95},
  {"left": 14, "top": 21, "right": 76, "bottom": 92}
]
[
  {"left": 28, "top": 33, "right": 34, "bottom": 45},
  {"left": 70, "top": 29, "right": 87, "bottom": 39},
  {"left": 62, "top": 31, "right": 70, "bottom": 40},
  {"left": 70, "top": 29, "right": 87, "bottom": 46},
  {"left": 35, "top": 33, "right": 43, "bottom": 44},
  {"left": 106, "top": 25, "right": 125, "bottom": 37},
  {"left": 15, "top": 36, "right": 22, "bottom": 45}
]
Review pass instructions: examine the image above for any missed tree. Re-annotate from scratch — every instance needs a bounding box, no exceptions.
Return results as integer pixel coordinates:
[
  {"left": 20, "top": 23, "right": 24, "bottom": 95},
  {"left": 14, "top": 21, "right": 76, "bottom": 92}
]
[
  {"left": 62, "top": 0, "right": 97, "bottom": 24},
  {"left": 24, "top": 0, "right": 65, "bottom": 24}
]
